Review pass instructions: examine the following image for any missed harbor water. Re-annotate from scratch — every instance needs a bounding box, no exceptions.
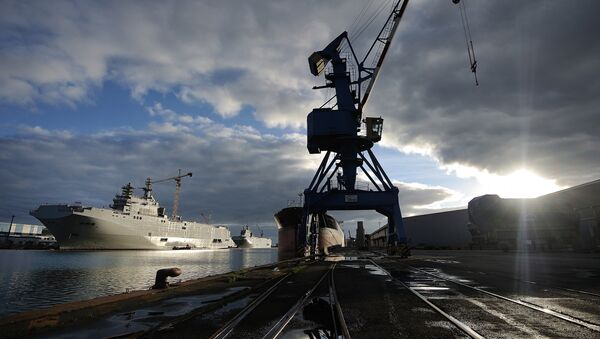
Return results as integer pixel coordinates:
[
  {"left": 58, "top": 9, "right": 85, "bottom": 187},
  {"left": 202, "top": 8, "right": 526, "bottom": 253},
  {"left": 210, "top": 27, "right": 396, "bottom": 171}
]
[{"left": 0, "top": 248, "right": 278, "bottom": 318}]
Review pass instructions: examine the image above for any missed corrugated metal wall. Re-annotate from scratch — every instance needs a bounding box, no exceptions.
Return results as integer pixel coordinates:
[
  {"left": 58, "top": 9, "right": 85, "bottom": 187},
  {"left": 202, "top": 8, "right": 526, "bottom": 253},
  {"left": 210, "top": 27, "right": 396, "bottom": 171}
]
[
  {"left": 368, "top": 209, "right": 471, "bottom": 248},
  {"left": 0, "top": 222, "right": 44, "bottom": 235}
]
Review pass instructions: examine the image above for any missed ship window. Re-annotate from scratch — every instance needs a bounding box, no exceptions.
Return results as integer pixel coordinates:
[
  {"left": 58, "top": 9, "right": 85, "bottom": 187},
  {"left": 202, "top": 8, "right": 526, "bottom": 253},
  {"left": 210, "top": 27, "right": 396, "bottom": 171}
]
[
  {"left": 160, "top": 238, "right": 168, "bottom": 242},
  {"left": 182, "top": 226, "right": 187, "bottom": 230}
]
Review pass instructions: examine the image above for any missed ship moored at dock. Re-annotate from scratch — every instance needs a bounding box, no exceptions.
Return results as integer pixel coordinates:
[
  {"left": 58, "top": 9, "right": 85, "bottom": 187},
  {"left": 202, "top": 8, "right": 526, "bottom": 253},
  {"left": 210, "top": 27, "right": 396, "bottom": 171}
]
[
  {"left": 231, "top": 225, "right": 272, "bottom": 248},
  {"left": 30, "top": 178, "right": 235, "bottom": 250}
]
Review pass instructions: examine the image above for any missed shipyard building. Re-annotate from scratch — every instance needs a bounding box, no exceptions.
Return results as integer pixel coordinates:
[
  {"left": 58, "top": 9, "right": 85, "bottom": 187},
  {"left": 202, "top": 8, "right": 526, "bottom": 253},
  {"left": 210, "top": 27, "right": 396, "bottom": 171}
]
[
  {"left": 0, "top": 222, "right": 57, "bottom": 249},
  {"left": 367, "top": 179, "right": 600, "bottom": 251}
]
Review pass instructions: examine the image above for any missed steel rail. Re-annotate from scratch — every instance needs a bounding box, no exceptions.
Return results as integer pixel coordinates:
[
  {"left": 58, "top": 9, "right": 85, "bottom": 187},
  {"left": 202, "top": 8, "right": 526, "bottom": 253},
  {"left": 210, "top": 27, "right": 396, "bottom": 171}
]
[
  {"left": 262, "top": 264, "right": 334, "bottom": 339},
  {"left": 409, "top": 266, "right": 600, "bottom": 333},
  {"left": 330, "top": 263, "right": 351, "bottom": 339},
  {"left": 367, "top": 260, "right": 486, "bottom": 339},
  {"left": 210, "top": 273, "right": 292, "bottom": 339},
  {"left": 560, "top": 287, "right": 600, "bottom": 298},
  {"left": 327, "top": 263, "right": 339, "bottom": 338}
]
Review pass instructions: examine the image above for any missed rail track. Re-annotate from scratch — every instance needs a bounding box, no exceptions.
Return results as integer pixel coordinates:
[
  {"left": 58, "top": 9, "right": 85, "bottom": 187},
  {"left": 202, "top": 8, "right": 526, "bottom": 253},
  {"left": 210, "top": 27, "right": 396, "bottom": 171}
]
[
  {"left": 368, "top": 259, "right": 485, "bottom": 339},
  {"left": 408, "top": 265, "right": 600, "bottom": 332},
  {"left": 210, "top": 262, "right": 350, "bottom": 339},
  {"left": 370, "top": 257, "right": 600, "bottom": 338}
]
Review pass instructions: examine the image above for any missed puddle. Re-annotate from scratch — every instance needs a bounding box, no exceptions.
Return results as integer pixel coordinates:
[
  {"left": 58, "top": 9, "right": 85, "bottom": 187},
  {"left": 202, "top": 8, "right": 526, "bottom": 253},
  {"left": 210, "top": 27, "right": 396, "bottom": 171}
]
[
  {"left": 410, "top": 286, "right": 450, "bottom": 291},
  {"left": 340, "top": 264, "right": 361, "bottom": 269},
  {"left": 45, "top": 286, "right": 249, "bottom": 338},
  {"left": 280, "top": 328, "right": 331, "bottom": 339},
  {"left": 424, "top": 259, "right": 460, "bottom": 264},
  {"left": 325, "top": 256, "right": 359, "bottom": 262},
  {"left": 365, "top": 264, "right": 388, "bottom": 276}
]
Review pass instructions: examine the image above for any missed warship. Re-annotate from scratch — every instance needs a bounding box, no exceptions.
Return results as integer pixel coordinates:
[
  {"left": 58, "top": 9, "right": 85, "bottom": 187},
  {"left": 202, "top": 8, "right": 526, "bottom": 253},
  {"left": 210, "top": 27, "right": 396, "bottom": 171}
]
[
  {"left": 231, "top": 225, "right": 272, "bottom": 248},
  {"left": 30, "top": 176, "right": 235, "bottom": 250}
]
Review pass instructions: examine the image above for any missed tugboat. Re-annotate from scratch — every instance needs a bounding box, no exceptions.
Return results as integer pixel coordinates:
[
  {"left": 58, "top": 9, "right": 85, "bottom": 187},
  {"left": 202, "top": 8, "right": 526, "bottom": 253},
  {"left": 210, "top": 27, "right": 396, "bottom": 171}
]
[{"left": 232, "top": 225, "right": 272, "bottom": 248}]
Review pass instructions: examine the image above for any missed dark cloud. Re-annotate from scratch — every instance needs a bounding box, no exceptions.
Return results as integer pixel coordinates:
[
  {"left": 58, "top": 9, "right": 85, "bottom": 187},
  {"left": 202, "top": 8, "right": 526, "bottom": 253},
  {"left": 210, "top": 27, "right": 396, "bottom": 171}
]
[
  {"left": 371, "top": 0, "right": 600, "bottom": 185},
  {"left": 2, "top": 0, "right": 598, "bottom": 227},
  {"left": 0, "top": 118, "right": 452, "bottom": 228}
]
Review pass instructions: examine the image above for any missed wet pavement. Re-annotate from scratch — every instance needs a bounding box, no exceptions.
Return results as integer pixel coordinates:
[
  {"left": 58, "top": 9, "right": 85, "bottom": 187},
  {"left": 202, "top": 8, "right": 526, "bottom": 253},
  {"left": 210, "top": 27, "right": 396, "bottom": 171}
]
[
  {"left": 372, "top": 250, "right": 600, "bottom": 338},
  {"left": 3, "top": 250, "right": 599, "bottom": 338}
]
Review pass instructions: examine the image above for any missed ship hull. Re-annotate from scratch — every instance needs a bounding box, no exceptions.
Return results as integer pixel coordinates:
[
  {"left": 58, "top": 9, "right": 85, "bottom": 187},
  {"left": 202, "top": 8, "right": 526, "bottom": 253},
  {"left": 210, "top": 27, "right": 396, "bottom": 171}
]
[
  {"left": 274, "top": 207, "right": 344, "bottom": 259},
  {"left": 31, "top": 205, "right": 234, "bottom": 250},
  {"left": 232, "top": 236, "right": 272, "bottom": 249}
]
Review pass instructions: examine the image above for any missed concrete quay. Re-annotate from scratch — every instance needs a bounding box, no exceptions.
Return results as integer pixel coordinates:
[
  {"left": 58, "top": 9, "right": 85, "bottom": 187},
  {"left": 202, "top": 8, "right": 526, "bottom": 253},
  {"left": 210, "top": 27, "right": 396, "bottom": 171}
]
[{"left": 1, "top": 250, "right": 599, "bottom": 338}]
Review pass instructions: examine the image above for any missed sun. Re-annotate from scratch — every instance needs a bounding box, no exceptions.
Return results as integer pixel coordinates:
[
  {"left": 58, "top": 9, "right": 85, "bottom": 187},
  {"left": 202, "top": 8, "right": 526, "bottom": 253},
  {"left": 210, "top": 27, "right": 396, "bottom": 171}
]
[{"left": 481, "top": 169, "right": 562, "bottom": 199}]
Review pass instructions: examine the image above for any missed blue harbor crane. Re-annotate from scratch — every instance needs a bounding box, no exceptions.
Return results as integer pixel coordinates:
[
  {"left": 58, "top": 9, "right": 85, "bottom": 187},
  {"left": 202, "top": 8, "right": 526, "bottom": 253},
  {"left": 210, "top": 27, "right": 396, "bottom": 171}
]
[{"left": 301, "top": 0, "right": 410, "bottom": 256}]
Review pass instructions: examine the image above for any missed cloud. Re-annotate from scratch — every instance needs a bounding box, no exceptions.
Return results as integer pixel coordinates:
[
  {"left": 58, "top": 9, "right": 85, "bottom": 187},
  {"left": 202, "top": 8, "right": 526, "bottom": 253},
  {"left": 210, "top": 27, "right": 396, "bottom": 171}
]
[
  {"left": 0, "top": 0, "right": 369, "bottom": 127},
  {"left": 2, "top": 0, "right": 599, "bottom": 224},
  {"left": 369, "top": 1, "right": 600, "bottom": 186},
  {"left": 0, "top": 104, "right": 456, "bottom": 230}
]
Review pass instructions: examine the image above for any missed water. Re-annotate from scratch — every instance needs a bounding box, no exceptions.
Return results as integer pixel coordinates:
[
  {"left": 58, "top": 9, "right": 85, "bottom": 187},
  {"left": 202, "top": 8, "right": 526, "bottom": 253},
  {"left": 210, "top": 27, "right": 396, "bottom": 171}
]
[{"left": 0, "top": 248, "right": 278, "bottom": 318}]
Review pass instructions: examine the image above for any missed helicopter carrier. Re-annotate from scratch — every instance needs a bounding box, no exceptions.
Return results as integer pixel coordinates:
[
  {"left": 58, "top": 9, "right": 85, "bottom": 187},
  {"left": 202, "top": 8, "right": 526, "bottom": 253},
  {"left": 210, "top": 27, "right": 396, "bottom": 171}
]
[{"left": 30, "top": 174, "right": 235, "bottom": 250}]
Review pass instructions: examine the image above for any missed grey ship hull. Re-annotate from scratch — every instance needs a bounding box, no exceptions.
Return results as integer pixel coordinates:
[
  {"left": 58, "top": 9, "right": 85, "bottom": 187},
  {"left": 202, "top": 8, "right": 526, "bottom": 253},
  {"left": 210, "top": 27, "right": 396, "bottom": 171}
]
[
  {"left": 31, "top": 204, "right": 234, "bottom": 250},
  {"left": 232, "top": 236, "right": 272, "bottom": 249}
]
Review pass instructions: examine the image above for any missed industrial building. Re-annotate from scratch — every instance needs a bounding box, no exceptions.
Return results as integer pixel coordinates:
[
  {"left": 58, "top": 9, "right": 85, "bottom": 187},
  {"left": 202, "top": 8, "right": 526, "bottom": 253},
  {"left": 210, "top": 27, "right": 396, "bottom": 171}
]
[
  {"left": 368, "top": 179, "right": 600, "bottom": 251},
  {"left": 0, "top": 221, "right": 56, "bottom": 249},
  {"left": 469, "top": 179, "right": 600, "bottom": 251},
  {"left": 369, "top": 209, "right": 470, "bottom": 249}
]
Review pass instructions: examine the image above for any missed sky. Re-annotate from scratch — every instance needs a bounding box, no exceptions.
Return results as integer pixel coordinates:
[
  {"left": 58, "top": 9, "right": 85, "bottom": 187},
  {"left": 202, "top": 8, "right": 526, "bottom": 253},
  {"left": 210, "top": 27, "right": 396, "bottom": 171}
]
[{"left": 1, "top": 0, "right": 599, "bottom": 236}]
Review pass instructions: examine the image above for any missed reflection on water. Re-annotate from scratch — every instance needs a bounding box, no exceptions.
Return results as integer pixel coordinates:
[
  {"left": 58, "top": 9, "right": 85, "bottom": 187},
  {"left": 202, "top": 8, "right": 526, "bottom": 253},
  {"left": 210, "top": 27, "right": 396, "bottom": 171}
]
[{"left": 0, "top": 248, "right": 277, "bottom": 317}]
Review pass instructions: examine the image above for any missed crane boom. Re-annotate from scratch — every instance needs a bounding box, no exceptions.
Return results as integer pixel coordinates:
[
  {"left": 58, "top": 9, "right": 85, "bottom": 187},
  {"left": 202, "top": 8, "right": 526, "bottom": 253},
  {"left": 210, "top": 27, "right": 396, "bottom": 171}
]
[
  {"left": 171, "top": 169, "right": 190, "bottom": 220},
  {"left": 359, "top": 0, "right": 409, "bottom": 112},
  {"left": 141, "top": 170, "right": 192, "bottom": 220}
]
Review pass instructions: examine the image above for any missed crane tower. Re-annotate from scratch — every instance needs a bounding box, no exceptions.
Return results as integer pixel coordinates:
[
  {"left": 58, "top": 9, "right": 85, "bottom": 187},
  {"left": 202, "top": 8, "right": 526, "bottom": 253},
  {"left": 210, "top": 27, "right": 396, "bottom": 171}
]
[
  {"left": 301, "top": 0, "right": 410, "bottom": 256},
  {"left": 142, "top": 169, "right": 192, "bottom": 220}
]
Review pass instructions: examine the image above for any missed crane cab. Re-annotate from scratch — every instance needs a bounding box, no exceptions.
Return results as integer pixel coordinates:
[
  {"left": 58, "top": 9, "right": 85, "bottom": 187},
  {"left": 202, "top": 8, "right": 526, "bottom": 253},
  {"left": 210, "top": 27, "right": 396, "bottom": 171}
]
[{"left": 364, "top": 117, "right": 383, "bottom": 143}]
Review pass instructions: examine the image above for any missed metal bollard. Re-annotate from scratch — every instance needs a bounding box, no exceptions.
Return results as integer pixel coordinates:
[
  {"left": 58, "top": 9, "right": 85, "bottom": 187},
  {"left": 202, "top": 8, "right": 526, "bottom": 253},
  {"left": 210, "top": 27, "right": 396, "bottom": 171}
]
[{"left": 152, "top": 267, "right": 182, "bottom": 289}]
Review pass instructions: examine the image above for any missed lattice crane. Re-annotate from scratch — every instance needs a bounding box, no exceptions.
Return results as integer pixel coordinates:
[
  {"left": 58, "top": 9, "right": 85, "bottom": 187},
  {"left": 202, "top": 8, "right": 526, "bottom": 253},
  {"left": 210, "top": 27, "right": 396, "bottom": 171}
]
[{"left": 141, "top": 169, "right": 192, "bottom": 220}]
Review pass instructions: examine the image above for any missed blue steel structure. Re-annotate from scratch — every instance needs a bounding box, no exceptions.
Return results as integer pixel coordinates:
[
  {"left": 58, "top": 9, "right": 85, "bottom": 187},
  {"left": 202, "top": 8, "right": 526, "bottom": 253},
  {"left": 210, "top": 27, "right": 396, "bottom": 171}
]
[{"left": 301, "top": 0, "right": 410, "bottom": 256}]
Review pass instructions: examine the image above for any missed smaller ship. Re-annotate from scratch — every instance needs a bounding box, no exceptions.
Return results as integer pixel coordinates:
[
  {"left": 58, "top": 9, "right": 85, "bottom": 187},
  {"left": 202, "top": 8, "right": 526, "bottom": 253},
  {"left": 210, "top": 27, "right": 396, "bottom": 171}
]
[{"left": 232, "top": 225, "right": 272, "bottom": 248}]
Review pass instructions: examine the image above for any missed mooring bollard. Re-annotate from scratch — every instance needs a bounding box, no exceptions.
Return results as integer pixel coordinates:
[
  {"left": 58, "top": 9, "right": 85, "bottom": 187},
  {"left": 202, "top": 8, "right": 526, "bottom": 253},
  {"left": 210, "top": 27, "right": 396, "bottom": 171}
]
[{"left": 152, "top": 267, "right": 182, "bottom": 289}]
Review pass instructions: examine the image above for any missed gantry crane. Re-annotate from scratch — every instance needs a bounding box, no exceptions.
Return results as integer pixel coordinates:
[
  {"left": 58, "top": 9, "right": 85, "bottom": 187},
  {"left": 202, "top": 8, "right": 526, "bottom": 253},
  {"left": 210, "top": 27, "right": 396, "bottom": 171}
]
[
  {"left": 141, "top": 169, "right": 192, "bottom": 220},
  {"left": 302, "top": 0, "right": 410, "bottom": 256}
]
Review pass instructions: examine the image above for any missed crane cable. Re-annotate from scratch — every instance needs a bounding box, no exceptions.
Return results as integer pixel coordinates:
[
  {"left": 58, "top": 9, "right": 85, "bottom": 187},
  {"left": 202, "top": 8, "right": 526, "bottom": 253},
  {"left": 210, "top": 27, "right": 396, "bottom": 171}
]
[{"left": 455, "top": 0, "right": 479, "bottom": 85}]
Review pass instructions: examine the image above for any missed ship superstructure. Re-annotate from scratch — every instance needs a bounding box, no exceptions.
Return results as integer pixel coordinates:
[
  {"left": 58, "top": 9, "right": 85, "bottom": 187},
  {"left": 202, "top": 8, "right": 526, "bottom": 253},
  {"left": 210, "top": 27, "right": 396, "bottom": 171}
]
[
  {"left": 30, "top": 176, "right": 234, "bottom": 250},
  {"left": 232, "top": 225, "right": 272, "bottom": 249}
]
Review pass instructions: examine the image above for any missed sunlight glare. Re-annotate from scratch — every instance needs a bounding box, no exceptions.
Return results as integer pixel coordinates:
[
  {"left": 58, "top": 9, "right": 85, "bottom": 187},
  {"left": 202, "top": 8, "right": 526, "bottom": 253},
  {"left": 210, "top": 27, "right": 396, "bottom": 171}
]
[{"left": 481, "top": 169, "right": 562, "bottom": 198}]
